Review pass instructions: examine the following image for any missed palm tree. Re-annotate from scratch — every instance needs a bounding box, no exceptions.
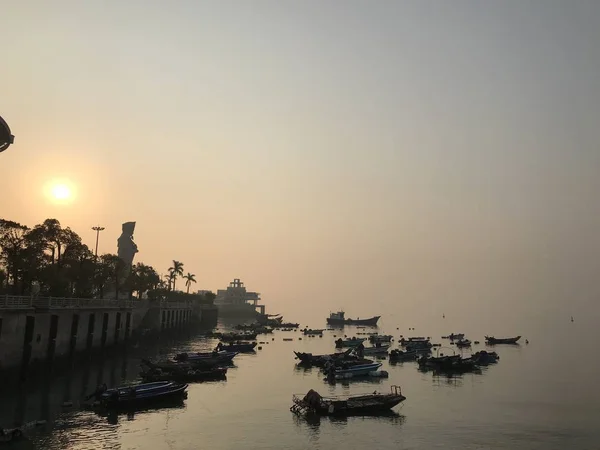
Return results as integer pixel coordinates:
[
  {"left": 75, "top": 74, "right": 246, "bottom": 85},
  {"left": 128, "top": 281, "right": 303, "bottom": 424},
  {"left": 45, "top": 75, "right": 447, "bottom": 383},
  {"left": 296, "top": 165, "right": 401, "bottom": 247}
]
[
  {"left": 168, "top": 260, "right": 184, "bottom": 291},
  {"left": 183, "top": 272, "right": 196, "bottom": 294}
]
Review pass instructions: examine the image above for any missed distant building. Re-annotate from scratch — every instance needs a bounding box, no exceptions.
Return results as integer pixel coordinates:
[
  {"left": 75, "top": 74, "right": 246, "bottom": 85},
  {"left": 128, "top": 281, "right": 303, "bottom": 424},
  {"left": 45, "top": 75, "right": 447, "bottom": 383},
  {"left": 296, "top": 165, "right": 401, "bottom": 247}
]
[{"left": 214, "top": 279, "right": 265, "bottom": 317}]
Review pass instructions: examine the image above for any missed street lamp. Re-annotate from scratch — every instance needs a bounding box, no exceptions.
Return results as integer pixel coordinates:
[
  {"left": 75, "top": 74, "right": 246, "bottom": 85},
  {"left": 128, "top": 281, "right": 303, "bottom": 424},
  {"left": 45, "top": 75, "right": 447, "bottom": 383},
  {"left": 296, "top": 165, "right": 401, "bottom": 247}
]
[{"left": 92, "top": 226, "right": 105, "bottom": 258}]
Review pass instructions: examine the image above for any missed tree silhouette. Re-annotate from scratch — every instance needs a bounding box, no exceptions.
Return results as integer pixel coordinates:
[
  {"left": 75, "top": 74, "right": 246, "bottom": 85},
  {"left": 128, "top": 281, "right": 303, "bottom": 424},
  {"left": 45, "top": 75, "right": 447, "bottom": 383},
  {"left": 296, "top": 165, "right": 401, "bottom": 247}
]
[
  {"left": 168, "top": 260, "right": 184, "bottom": 292},
  {"left": 183, "top": 272, "right": 196, "bottom": 294}
]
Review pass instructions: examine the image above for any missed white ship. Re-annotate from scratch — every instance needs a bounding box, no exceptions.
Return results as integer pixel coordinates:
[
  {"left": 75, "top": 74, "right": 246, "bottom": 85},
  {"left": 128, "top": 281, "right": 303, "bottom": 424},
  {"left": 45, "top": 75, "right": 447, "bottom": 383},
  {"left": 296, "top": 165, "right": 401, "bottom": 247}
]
[{"left": 215, "top": 279, "right": 265, "bottom": 317}]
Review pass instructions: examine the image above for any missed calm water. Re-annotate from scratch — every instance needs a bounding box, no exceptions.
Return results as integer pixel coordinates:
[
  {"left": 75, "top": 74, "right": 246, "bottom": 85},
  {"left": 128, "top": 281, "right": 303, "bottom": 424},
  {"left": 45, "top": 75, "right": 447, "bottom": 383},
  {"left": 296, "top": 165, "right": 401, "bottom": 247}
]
[{"left": 2, "top": 313, "right": 600, "bottom": 450}]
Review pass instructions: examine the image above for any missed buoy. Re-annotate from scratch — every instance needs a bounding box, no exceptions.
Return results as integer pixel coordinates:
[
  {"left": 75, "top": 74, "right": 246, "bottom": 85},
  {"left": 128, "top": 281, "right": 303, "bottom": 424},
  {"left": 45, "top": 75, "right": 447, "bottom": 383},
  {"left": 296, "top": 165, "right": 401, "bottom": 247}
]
[
  {"left": 299, "top": 337, "right": 302, "bottom": 340},
  {"left": 272, "top": 338, "right": 275, "bottom": 341},
  {"left": 258, "top": 346, "right": 262, "bottom": 350}
]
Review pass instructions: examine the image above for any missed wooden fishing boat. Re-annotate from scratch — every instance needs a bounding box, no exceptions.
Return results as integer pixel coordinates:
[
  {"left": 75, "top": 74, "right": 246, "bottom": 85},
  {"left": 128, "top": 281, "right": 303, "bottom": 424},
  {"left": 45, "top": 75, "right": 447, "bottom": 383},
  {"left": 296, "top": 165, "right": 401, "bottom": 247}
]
[
  {"left": 388, "top": 349, "right": 418, "bottom": 362},
  {"left": 485, "top": 336, "right": 521, "bottom": 345},
  {"left": 361, "top": 345, "right": 390, "bottom": 356},
  {"left": 327, "top": 311, "right": 380, "bottom": 327},
  {"left": 418, "top": 355, "right": 479, "bottom": 373},
  {"left": 467, "top": 350, "right": 499, "bottom": 366},
  {"left": 333, "top": 363, "right": 382, "bottom": 377},
  {"left": 441, "top": 333, "right": 465, "bottom": 340},
  {"left": 455, "top": 339, "right": 472, "bottom": 348},
  {"left": 140, "top": 367, "right": 227, "bottom": 382},
  {"left": 290, "top": 386, "right": 405, "bottom": 416},
  {"left": 217, "top": 341, "right": 257, "bottom": 352},
  {"left": 100, "top": 381, "right": 188, "bottom": 407},
  {"left": 303, "top": 328, "right": 325, "bottom": 336},
  {"left": 220, "top": 332, "right": 258, "bottom": 341},
  {"left": 173, "top": 351, "right": 238, "bottom": 364},
  {"left": 294, "top": 349, "right": 353, "bottom": 366},
  {"left": 368, "top": 334, "right": 393, "bottom": 343},
  {"left": 335, "top": 337, "right": 366, "bottom": 348}
]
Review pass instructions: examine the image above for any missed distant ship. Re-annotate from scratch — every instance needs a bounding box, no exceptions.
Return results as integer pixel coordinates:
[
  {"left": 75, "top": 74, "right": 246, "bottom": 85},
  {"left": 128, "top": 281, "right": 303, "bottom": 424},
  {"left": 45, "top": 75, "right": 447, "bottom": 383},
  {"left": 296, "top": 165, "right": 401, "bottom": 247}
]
[
  {"left": 326, "top": 311, "right": 380, "bottom": 327},
  {"left": 214, "top": 279, "right": 265, "bottom": 318}
]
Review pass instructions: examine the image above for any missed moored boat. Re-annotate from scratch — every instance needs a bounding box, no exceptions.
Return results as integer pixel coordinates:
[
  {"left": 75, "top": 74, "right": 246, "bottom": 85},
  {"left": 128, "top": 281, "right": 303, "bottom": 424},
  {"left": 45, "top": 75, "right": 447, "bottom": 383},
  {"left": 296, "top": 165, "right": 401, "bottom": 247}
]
[
  {"left": 290, "top": 386, "right": 405, "bottom": 416},
  {"left": 303, "top": 329, "right": 325, "bottom": 336},
  {"left": 361, "top": 345, "right": 390, "bottom": 356},
  {"left": 455, "top": 339, "right": 472, "bottom": 348},
  {"left": 388, "top": 349, "right": 418, "bottom": 362},
  {"left": 335, "top": 337, "right": 366, "bottom": 348},
  {"left": 485, "top": 336, "right": 521, "bottom": 345},
  {"left": 217, "top": 341, "right": 257, "bottom": 352},
  {"left": 294, "top": 349, "right": 353, "bottom": 367},
  {"left": 140, "top": 367, "right": 227, "bottom": 383},
  {"left": 368, "top": 334, "right": 393, "bottom": 343},
  {"left": 220, "top": 332, "right": 258, "bottom": 341},
  {"left": 100, "top": 381, "right": 188, "bottom": 407},
  {"left": 442, "top": 333, "right": 465, "bottom": 340},
  {"left": 333, "top": 362, "right": 382, "bottom": 377},
  {"left": 467, "top": 350, "right": 500, "bottom": 366},
  {"left": 326, "top": 311, "right": 380, "bottom": 327},
  {"left": 173, "top": 351, "right": 238, "bottom": 364}
]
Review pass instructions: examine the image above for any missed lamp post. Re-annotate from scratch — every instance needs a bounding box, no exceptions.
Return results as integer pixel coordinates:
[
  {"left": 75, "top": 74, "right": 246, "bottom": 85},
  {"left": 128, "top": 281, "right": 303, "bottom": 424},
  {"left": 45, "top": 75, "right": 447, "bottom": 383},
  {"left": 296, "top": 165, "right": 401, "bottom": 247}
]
[{"left": 92, "top": 226, "right": 105, "bottom": 259}]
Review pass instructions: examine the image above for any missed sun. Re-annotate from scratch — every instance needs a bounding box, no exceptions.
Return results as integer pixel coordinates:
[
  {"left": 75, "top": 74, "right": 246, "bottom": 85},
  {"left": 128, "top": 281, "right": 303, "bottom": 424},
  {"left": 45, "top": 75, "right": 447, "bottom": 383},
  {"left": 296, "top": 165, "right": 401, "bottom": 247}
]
[
  {"left": 44, "top": 179, "right": 76, "bottom": 204},
  {"left": 52, "top": 184, "right": 71, "bottom": 200}
]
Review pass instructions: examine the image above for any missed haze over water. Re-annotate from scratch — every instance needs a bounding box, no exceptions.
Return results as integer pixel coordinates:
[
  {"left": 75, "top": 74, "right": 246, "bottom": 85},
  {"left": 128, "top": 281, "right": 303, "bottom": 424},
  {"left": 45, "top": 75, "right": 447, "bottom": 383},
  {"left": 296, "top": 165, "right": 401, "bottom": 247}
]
[{"left": 2, "top": 316, "right": 599, "bottom": 450}]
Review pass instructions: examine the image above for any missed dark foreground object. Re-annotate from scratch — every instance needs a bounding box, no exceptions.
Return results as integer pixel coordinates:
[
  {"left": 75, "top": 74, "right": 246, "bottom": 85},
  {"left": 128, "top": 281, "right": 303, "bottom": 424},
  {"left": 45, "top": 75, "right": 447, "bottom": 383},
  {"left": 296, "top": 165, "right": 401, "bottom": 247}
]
[
  {"left": 0, "top": 115, "right": 14, "bottom": 153},
  {"left": 291, "top": 386, "right": 405, "bottom": 416}
]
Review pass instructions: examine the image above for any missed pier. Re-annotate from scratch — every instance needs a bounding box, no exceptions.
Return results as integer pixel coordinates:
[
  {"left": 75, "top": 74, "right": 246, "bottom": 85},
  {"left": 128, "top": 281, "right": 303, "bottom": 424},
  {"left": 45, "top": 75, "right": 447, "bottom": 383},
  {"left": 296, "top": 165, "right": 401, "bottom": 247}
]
[{"left": 0, "top": 295, "right": 215, "bottom": 371}]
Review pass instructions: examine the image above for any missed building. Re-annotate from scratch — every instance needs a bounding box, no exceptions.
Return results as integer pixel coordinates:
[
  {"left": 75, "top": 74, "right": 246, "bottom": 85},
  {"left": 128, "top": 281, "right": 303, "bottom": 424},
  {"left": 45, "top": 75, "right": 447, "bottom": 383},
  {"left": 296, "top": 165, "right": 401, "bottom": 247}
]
[{"left": 214, "top": 279, "right": 265, "bottom": 317}]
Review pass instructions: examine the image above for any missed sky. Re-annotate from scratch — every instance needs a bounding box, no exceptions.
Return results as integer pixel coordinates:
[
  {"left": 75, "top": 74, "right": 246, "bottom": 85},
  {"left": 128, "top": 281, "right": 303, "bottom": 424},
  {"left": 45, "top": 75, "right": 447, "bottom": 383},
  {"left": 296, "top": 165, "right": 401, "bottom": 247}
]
[{"left": 2, "top": 1, "right": 600, "bottom": 324}]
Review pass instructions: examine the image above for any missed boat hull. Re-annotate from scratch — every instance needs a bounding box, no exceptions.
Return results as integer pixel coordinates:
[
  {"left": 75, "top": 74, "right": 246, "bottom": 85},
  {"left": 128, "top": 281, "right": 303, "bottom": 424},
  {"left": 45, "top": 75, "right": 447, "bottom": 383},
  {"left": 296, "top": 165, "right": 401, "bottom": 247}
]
[
  {"left": 101, "top": 382, "right": 188, "bottom": 407},
  {"left": 485, "top": 336, "right": 521, "bottom": 345},
  {"left": 327, "top": 316, "right": 380, "bottom": 326}
]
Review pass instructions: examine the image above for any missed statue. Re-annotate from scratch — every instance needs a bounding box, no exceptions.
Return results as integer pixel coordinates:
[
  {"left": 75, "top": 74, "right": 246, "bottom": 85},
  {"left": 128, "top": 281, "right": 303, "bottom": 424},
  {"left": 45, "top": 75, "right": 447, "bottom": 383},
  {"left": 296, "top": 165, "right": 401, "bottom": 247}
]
[{"left": 117, "top": 221, "right": 138, "bottom": 268}]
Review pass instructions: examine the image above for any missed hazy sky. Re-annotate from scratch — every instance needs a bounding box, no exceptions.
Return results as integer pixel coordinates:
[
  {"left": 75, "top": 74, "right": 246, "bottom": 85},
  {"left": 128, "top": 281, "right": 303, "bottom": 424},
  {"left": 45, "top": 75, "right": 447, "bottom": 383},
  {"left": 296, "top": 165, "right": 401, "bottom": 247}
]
[{"left": 2, "top": 1, "right": 599, "bottom": 323}]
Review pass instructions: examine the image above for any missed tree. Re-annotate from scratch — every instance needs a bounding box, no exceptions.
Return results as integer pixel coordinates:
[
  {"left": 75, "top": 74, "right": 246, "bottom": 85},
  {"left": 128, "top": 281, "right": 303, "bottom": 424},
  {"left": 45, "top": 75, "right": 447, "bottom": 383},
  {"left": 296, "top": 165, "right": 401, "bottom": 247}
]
[
  {"left": 168, "top": 260, "right": 184, "bottom": 291},
  {"left": 183, "top": 272, "right": 196, "bottom": 294},
  {"left": 0, "top": 219, "right": 30, "bottom": 293}
]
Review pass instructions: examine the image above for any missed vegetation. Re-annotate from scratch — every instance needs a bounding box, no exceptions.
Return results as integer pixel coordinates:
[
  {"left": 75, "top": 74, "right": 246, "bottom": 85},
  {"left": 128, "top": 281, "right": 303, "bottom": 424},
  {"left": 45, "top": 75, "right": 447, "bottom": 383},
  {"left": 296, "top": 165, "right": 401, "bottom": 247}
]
[{"left": 0, "top": 218, "right": 211, "bottom": 302}]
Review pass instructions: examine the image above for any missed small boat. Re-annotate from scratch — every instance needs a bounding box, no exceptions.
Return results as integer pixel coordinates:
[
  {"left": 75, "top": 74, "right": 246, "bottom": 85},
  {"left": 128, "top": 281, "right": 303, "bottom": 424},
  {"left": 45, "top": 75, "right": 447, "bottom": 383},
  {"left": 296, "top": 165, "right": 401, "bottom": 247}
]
[
  {"left": 333, "top": 363, "right": 382, "bottom": 377},
  {"left": 361, "top": 345, "right": 390, "bottom": 356},
  {"left": 441, "top": 333, "right": 465, "bottom": 340},
  {"left": 485, "top": 336, "right": 521, "bottom": 345},
  {"left": 418, "top": 355, "right": 479, "bottom": 373},
  {"left": 140, "top": 367, "right": 227, "bottom": 383},
  {"left": 220, "top": 332, "right": 258, "bottom": 341},
  {"left": 217, "top": 341, "right": 257, "bottom": 352},
  {"left": 294, "top": 349, "right": 353, "bottom": 366},
  {"left": 455, "top": 339, "right": 472, "bottom": 348},
  {"left": 173, "top": 351, "right": 238, "bottom": 364},
  {"left": 290, "top": 386, "right": 405, "bottom": 416},
  {"left": 100, "top": 381, "right": 188, "bottom": 406},
  {"left": 388, "top": 349, "right": 418, "bottom": 362},
  {"left": 368, "top": 334, "right": 393, "bottom": 343},
  {"left": 303, "top": 329, "right": 325, "bottom": 336},
  {"left": 279, "top": 322, "right": 300, "bottom": 328},
  {"left": 468, "top": 350, "right": 499, "bottom": 366},
  {"left": 326, "top": 311, "right": 380, "bottom": 327},
  {"left": 335, "top": 337, "right": 367, "bottom": 348},
  {"left": 400, "top": 337, "right": 432, "bottom": 351}
]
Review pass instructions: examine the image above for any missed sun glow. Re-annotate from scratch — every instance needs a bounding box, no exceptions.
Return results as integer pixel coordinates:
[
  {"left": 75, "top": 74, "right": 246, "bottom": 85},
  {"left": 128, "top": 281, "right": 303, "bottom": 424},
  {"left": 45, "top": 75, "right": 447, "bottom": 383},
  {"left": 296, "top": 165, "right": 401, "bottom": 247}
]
[
  {"left": 52, "top": 184, "right": 71, "bottom": 200},
  {"left": 44, "top": 179, "right": 76, "bottom": 204}
]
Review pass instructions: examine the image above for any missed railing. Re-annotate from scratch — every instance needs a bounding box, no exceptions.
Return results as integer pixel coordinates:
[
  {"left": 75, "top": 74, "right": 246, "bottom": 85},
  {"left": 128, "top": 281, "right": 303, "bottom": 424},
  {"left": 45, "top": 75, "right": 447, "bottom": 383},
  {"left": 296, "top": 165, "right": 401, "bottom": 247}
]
[{"left": 0, "top": 295, "right": 134, "bottom": 310}]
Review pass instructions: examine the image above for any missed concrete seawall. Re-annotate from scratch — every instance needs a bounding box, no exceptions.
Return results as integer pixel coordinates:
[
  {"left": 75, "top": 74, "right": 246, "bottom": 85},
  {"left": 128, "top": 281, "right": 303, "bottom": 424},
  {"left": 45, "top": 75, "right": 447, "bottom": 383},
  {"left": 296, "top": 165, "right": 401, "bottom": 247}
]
[{"left": 0, "top": 296, "right": 214, "bottom": 371}]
